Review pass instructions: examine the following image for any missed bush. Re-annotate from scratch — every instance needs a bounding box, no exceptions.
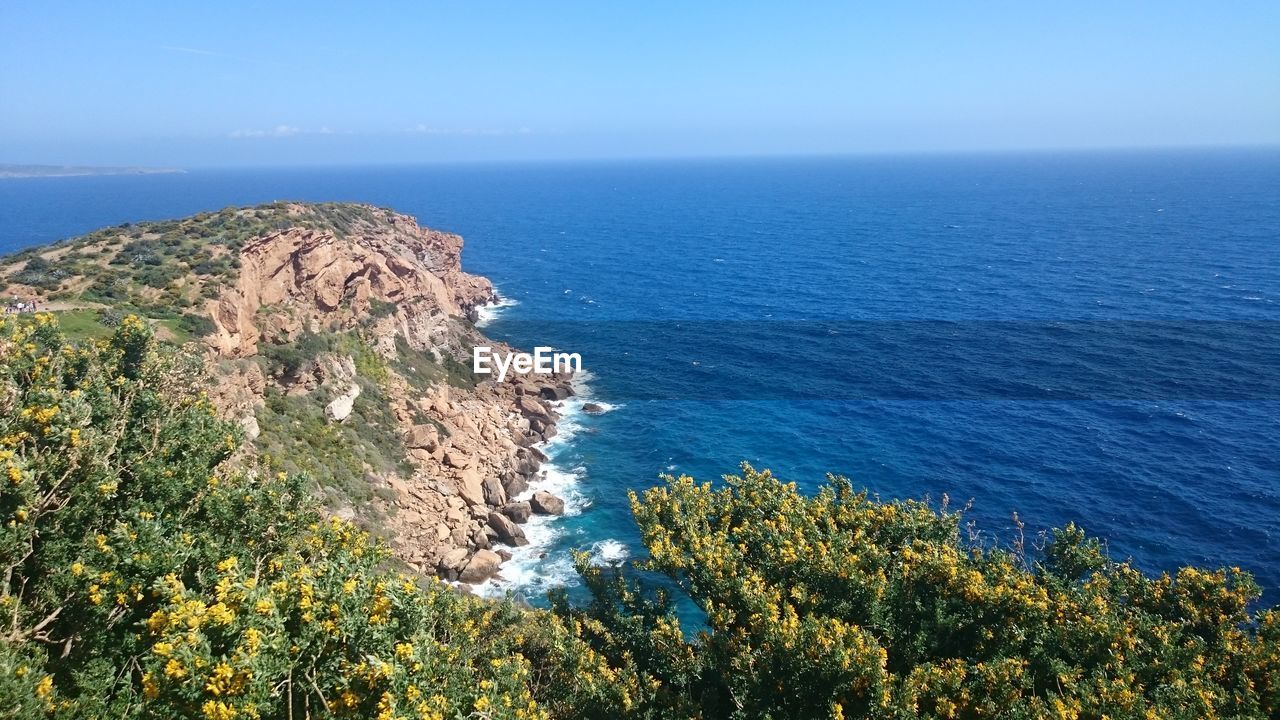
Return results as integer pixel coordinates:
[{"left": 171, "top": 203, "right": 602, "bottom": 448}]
[
  {"left": 555, "top": 466, "right": 1280, "bottom": 719},
  {"left": 175, "top": 312, "right": 217, "bottom": 338}
]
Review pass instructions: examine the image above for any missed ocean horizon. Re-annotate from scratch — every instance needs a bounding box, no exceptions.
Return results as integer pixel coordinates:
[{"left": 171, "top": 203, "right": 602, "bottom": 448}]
[{"left": 3, "top": 150, "right": 1277, "bottom": 605}]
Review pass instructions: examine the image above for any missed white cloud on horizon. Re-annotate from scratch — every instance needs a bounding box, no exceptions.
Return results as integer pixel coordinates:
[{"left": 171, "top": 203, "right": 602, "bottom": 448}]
[
  {"left": 229, "top": 125, "right": 304, "bottom": 139},
  {"left": 410, "top": 124, "right": 533, "bottom": 136}
]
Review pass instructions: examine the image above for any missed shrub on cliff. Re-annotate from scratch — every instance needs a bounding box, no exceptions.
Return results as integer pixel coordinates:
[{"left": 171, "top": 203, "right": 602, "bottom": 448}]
[
  {"left": 0, "top": 315, "right": 643, "bottom": 719},
  {"left": 557, "top": 467, "right": 1280, "bottom": 719}
]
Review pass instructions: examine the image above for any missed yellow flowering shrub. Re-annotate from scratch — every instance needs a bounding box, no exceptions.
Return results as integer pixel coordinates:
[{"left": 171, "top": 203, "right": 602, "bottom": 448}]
[
  {"left": 558, "top": 466, "right": 1280, "bottom": 719},
  {"left": 0, "top": 315, "right": 643, "bottom": 719}
]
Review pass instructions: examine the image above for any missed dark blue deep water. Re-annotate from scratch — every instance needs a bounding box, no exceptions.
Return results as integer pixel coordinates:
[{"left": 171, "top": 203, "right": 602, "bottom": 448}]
[{"left": 2, "top": 150, "right": 1278, "bottom": 603}]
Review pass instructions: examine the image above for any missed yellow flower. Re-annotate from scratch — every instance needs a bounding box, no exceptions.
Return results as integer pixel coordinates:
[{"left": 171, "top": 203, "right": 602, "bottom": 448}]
[
  {"left": 202, "top": 700, "right": 237, "bottom": 720},
  {"left": 164, "top": 658, "right": 186, "bottom": 679},
  {"left": 35, "top": 675, "right": 53, "bottom": 699},
  {"left": 142, "top": 672, "right": 159, "bottom": 699}
]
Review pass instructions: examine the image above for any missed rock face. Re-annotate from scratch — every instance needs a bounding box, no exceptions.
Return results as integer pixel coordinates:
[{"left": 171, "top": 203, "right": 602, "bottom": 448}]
[
  {"left": 190, "top": 203, "right": 574, "bottom": 584},
  {"left": 205, "top": 205, "right": 496, "bottom": 359}
]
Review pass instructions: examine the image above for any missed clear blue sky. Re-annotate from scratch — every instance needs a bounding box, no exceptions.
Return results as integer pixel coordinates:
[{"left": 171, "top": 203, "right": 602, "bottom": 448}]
[{"left": 2, "top": 1, "right": 1277, "bottom": 166}]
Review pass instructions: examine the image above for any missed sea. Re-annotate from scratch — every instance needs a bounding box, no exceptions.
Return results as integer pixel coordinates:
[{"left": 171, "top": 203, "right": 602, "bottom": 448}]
[{"left": 2, "top": 150, "right": 1277, "bottom": 606}]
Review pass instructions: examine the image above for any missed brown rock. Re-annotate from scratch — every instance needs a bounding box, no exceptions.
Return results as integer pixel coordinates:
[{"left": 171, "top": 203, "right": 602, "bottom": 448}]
[
  {"left": 487, "top": 512, "right": 529, "bottom": 546},
  {"left": 456, "top": 467, "right": 485, "bottom": 506},
  {"left": 530, "top": 490, "right": 565, "bottom": 516},
  {"left": 517, "top": 394, "right": 551, "bottom": 420},
  {"left": 458, "top": 549, "right": 502, "bottom": 583},
  {"left": 503, "top": 472, "right": 529, "bottom": 497},
  {"left": 405, "top": 424, "right": 439, "bottom": 450},
  {"left": 437, "top": 548, "right": 469, "bottom": 581},
  {"left": 482, "top": 475, "right": 507, "bottom": 506},
  {"left": 539, "top": 385, "right": 571, "bottom": 401},
  {"left": 501, "top": 501, "right": 532, "bottom": 523}
]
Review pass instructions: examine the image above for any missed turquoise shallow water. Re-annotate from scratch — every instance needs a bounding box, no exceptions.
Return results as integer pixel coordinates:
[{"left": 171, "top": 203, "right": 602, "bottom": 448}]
[{"left": 2, "top": 150, "right": 1278, "bottom": 604}]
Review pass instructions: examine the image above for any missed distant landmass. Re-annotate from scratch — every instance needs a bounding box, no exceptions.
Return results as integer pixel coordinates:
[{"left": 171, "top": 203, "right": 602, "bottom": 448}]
[{"left": 0, "top": 163, "right": 185, "bottom": 178}]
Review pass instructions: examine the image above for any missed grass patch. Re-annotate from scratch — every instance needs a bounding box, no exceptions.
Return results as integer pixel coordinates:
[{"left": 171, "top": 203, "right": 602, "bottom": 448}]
[{"left": 50, "top": 309, "right": 113, "bottom": 341}]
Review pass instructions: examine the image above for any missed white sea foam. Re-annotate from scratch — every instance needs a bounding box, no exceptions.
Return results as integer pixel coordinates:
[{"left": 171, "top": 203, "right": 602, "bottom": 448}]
[
  {"left": 588, "top": 539, "right": 630, "bottom": 566},
  {"left": 471, "top": 369, "right": 615, "bottom": 598},
  {"left": 475, "top": 295, "right": 519, "bottom": 328}
]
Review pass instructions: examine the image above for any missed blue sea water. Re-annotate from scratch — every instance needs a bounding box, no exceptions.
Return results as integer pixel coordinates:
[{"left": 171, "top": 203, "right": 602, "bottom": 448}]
[{"left": 2, "top": 150, "right": 1278, "bottom": 604}]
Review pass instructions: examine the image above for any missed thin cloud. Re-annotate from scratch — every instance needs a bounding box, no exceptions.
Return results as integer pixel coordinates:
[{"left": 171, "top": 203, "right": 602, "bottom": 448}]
[
  {"left": 229, "top": 125, "right": 303, "bottom": 139},
  {"left": 411, "top": 124, "right": 533, "bottom": 136},
  {"left": 161, "top": 45, "right": 219, "bottom": 57}
]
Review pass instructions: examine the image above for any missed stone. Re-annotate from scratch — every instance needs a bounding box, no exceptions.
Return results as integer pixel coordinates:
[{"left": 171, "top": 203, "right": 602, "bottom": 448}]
[
  {"left": 539, "top": 385, "right": 570, "bottom": 401},
  {"left": 405, "top": 424, "right": 439, "bottom": 450},
  {"left": 458, "top": 549, "right": 501, "bottom": 583},
  {"left": 482, "top": 475, "right": 507, "bottom": 506},
  {"left": 500, "top": 501, "right": 532, "bottom": 524},
  {"left": 502, "top": 472, "right": 529, "bottom": 497},
  {"left": 456, "top": 467, "right": 485, "bottom": 506},
  {"left": 443, "top": 448, "right": 470, "bottom": 469},
  {"left": 324, "top": 382, "right": 361, "bottom": 422},
  {"left": 517, "top": 394, "right": 551, "bottom": 420},
  {"left": 487, "top": 512, "right": 529, "bottom": 546},
  {"left": 582, "top": 403, "right": 605, "bottom": 415},
  {"left": 437, "top": 548, "right": 469, "bottom": 581},
  {"left": 530, "top": 490, "right": 565, "bottom": 516}
]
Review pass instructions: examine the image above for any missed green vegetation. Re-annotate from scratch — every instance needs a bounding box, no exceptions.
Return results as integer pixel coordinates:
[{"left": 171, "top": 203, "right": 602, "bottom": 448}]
[
  {"left": 1, "top": 313, "right": 1277, "bottom": 719},
  {"left": 43, "top": 310, "right": 113, "bottom": 342},
  {"left": 391, "top": 336, "right": 477, "bottom": 390},
  {"left": 0, "top": 202, "right": 395, "bottom": 336}
]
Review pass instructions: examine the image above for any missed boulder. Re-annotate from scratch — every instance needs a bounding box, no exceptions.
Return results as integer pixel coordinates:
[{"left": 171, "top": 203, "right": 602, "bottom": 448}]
[
  {"left": 539, "top": 385, "right": 571, "bottom": 401},
  {"left": 487, "top": 512, "right": 529, "bottom": 546},
  {"left": 436, "top": 548, "right": 469, "bottom": 581},
  {"left": 530, "top": 490, "right": 565, "bottom": 516},
  {"left": 405, "top": 424, "right": 439, "bottom": 450},
  {"left": 324, "top": 382, "right": 361, "bottom": 422},
  {"left": 582, "top": 403, "right": 605, "bottom": 415},
  {"left": 443, "top": 448, "right": 470, "bottom": 469},
  {"left": 458, "top": 549, "right": 502, "bottom": 583},
  {"left": 503, "top": 472, "right": 529, "bottom": 497},
  {"left": 482, "top": 475, "right": 507, "bottom": 506},
  {"left": 456, "top": 467, "right": 485, "bottom": 507},
  {"left": 500, "top": 501, "right": 532, "bottom": 524},
  {"left": 517, "top": 394, "right": 551, "bottom": 420}
]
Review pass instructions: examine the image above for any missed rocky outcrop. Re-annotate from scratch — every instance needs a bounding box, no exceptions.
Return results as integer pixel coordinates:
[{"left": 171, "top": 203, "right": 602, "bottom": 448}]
[{"left": 195, "top": 203, "right": 569, "bottom": 586}]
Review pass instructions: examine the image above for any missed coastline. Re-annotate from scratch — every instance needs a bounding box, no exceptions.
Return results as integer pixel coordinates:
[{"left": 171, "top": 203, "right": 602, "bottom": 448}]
[{"left": 470, "top": 295, "right": 623, "bottom": 597}]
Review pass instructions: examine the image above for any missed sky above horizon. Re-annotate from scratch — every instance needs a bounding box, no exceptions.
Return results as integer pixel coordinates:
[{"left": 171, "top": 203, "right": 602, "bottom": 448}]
[{"left": 2, "top": 2, "right": 1278, "bottom": 167}]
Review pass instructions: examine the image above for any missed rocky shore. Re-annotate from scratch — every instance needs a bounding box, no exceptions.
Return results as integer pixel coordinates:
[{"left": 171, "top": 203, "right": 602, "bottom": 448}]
[{"left": 200, "top": 204, "right": 574, "bottom": 586}]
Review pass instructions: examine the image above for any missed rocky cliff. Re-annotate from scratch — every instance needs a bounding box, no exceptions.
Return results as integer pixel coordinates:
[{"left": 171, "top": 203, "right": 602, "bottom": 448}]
[{"left": 0, "top": 201, "right": 571, "bottom": 585}]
